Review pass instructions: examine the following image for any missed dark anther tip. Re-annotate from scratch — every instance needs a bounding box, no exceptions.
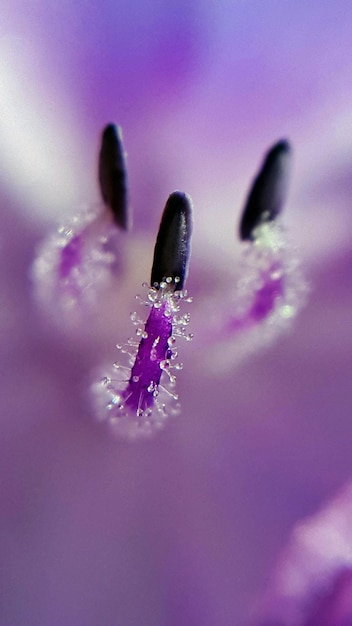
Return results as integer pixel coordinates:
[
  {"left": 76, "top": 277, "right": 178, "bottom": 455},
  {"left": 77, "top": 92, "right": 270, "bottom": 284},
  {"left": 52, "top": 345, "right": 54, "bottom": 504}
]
[
  {"left": 98, "top": 123, "right": 129, "bottom": 230},
  {"left": 151, "top": 191, "right": 193, "bottom": 291},
  {"left": 239, "top": 139, "right": 292, "bottom": 241}
]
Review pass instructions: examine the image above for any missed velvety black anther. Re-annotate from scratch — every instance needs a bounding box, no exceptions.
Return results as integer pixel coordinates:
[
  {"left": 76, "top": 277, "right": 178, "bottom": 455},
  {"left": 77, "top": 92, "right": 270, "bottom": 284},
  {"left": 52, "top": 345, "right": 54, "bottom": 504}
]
[
  {"left": 239, "top": 139, "right": 292, "bottom": 241},
  {"left": 151, "top": 191, "right": 193, "bottom": 291},
  {"left": 99, "top": 124, "right": 129, "bottom": 230}
]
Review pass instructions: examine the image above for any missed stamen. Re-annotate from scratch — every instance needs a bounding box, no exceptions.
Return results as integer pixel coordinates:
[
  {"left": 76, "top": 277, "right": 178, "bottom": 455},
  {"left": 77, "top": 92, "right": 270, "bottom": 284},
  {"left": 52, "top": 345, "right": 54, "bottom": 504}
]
[
  {"left": 93, "top": 193, "right": 193, "bottom": 439},
  {"left": 195, "top": 141, "right": 307, "bottom": 371},
  {"left": 99, "top": 124, "right": 129, "bottom": 230},
  {"left": 32, "top": 124, "right": 128, "bottom": 325},
  {"left": 239, "top": 139, "right": 291, "bottom": 241}
]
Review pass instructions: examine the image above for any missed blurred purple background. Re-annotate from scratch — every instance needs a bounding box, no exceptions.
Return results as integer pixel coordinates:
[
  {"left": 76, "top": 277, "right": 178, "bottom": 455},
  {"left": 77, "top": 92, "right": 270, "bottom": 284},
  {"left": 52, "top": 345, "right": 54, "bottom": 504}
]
[{"left": 1, "top": 2, "right": 352, "bottom": 624}]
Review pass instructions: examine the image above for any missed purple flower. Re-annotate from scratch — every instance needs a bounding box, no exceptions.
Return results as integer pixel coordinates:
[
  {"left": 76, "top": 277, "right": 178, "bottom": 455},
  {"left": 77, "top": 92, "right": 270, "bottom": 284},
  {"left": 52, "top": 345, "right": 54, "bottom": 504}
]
[{"left": 1, "top": 2, "right": 352, "bottom": 625}]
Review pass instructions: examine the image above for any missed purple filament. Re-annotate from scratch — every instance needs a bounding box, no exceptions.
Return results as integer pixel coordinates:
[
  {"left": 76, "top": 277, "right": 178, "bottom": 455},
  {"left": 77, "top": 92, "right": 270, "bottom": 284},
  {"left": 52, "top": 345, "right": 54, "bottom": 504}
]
[
  {"left": 59, "top": 235, "right": 82, "bottom": 279},
  {"left": 227, "top": 268, "right": 284, "bottom": 333},
  {"left": 123, "top": 301, "right": 173, "bottom": 414},
  {"left": 248, "top": 274, "right": 284, "bottom": 322}
]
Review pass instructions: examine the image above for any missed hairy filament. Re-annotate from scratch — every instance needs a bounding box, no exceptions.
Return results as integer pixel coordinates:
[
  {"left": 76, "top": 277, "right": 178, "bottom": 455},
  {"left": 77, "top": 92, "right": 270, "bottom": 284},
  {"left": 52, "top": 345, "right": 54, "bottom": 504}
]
[
  {"left": 123, "top": 300, "right": 173, "bottom": 415},
  {"left": 199, "top": 222, "right": 307, "bottom": 371},
  {"left": 226, "top": 260, "right": 284, "bottom": 333},
  {"left": 94, "top": 281, "right": 192, "bottom": 439},
  {"left": 32, "top": 210, "right": 122, "bottom": 324}
]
